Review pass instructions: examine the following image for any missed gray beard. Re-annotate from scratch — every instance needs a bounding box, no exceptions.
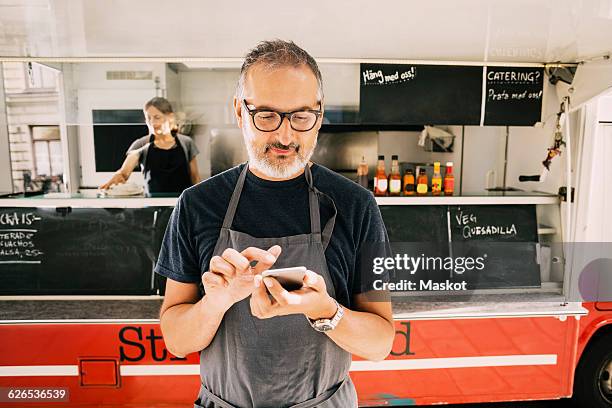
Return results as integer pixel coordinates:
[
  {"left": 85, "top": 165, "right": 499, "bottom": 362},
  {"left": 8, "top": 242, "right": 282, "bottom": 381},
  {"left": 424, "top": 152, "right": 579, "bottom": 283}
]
[{"left": 245, "top": 140, "right": 316, "bottom": 179}]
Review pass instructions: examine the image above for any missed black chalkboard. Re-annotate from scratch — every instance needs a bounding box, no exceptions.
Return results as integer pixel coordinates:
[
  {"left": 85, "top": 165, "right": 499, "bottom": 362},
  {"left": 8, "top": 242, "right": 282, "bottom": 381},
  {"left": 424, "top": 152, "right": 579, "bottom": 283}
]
[
  {"left": 378, "top": 204, "right": 541, "bottom": 291},
  {"left": 379, "top": 205, "right": 451, "bottom": 287},
  {"left": 484, "top": 67, "right": 544, "bottom": 126},
  {"left": 359, "top": 64, "right": 483, "bottom": 125},
  {"left": 0, "top": 207, "right": 173, "bottom": 295},
  {"left": 380, "top": 205, "right": 448, "bottom": 242},
  {"left": 449, "top": 205, "right": 541, "bottom": 289}
]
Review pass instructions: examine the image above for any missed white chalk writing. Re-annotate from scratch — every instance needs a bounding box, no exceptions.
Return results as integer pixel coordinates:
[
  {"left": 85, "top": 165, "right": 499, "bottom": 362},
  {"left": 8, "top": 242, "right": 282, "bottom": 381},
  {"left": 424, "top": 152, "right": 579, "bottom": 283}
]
[
  {"left": 0, "top": 214, "right": 43, "bottom": 263},
  {"left": 487, "top": 70, "right": 542, "bottom": 84},
  {"left": 488, "top": 89, "right": 542, "bottom": 101},
  {"left": 362, "top": 67, "right": 417, "bottom": 86},
  {"left": 455, "top": 211, "right": 518, "bottom": 239}
]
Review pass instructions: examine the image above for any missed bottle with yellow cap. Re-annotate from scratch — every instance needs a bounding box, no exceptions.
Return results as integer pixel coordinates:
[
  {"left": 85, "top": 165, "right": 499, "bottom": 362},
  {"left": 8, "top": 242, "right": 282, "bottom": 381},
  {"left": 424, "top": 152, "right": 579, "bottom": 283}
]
[{"left": 431, "top": 161, "right": 442, "bottom": 195}]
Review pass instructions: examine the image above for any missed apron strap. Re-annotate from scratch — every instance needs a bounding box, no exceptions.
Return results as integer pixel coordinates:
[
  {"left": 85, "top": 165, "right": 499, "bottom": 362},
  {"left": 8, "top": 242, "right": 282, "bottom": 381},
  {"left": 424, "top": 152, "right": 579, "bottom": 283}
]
[
  {"left": 288, "top": 376, "right": 346, "bottom": 408},
  {"left": 142, "top": 134, "right": 155, "bottom": 173},
  {"left": 198, "top": 384, "right": 235, "bottom": 408},
  {"left": 304, "top": 164, "right": 320, "bottom": 236},
  {"left": 199, "top": 376, "right": 347, "bottom": 408},
  {"left": 318, "top": 191, "right": 337, "bottom": 252},
  {"left": 221, "top": 163, "right": 249, "bottom": 229},
  {"left": 305, "top": 165, "right": 337, "bottom": 252}
]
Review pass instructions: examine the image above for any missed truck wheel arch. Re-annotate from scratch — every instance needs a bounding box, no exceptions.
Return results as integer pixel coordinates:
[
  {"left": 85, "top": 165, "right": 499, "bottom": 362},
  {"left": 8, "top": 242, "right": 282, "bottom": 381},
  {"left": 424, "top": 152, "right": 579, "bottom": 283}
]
[{"left": 573, "top": 325, "right": 612, "bottom": 408}]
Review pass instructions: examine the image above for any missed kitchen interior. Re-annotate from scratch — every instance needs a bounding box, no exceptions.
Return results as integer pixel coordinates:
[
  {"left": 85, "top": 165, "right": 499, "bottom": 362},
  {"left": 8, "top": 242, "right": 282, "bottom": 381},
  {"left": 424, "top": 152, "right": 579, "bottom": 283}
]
[
  {"left": 1, "top": 60, "right": 573, "bottom": 193},
  {"left": 0, "top": 59, "right": 573, "bottom": 298}
]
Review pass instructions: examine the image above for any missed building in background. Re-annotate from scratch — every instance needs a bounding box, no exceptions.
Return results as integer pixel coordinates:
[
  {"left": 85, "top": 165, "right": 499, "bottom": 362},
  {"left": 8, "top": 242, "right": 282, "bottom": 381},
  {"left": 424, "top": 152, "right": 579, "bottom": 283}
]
[{"left": 2, "top": 62, "right": 62, "bottom": 192}]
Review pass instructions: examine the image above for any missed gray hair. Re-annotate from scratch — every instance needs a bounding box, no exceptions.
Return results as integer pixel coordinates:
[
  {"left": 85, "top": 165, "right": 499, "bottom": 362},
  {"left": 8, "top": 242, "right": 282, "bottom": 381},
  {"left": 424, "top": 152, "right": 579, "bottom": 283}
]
[{"left": 236, "top": 40, "right": 323, "bottom": 102}]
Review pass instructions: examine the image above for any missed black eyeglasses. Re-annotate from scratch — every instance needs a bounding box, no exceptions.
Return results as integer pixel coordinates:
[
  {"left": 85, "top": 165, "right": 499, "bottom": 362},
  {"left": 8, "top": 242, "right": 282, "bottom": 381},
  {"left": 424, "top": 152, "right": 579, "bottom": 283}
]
[{"left": 242, "top": 99, "right": 322, "bottom": 132}]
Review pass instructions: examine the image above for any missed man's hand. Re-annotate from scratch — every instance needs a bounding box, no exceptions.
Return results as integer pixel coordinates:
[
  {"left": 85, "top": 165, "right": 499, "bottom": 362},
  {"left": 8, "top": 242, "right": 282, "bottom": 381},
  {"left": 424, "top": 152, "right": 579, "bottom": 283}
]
[
  {"left": 202, "top": 245, "right": 281, "bottom": 312},
  {"left": 100, "top": 172, "right": 127, "bottom": 190},
  {"left": 250, "top": 270, "right": 337, "bottom": 320}
]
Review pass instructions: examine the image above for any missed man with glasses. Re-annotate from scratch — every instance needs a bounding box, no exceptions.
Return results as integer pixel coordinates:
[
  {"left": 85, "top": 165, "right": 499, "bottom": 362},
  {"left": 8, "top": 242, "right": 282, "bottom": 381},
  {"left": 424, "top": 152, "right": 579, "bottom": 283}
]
[{"left": 156, "top": 40, "right": 394, "bottom": 408}]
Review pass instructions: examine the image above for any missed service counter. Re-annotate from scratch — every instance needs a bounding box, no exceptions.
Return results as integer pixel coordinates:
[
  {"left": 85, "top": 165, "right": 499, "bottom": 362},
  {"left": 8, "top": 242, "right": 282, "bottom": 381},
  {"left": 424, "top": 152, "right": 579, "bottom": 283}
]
[
  {"left": 0, "top": 191, "right": 566, "bottom": 311},
  {"left": 0, "top": 295, "right": 587, "bottom": 324},
  {"left": 0, "top": 190, "right": 559, "bottom": 208}
]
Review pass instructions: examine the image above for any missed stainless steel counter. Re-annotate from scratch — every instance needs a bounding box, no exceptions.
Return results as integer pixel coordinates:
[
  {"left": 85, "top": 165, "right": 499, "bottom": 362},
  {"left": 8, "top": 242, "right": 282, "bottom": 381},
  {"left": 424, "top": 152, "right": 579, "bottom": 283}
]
[{"left": 0, "top": 191, "right": 559, "bottom": 208}]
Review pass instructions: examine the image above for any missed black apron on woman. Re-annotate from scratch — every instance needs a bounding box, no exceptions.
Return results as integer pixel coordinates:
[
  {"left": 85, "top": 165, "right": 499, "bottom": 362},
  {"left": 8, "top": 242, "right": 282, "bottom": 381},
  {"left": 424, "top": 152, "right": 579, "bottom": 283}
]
[
  {"left": 194, "top": 163, "right": 358, "bottom": 408},
  {"left": 143, "top": 134, "right": 192, "bottom": 194}
]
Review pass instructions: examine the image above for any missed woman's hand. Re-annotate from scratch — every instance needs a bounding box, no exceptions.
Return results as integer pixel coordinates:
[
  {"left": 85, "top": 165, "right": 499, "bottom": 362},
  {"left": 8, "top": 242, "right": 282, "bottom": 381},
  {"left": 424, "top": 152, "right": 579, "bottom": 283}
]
[{"left": 100, "top": 172, "right": 127, "bottom": 190}]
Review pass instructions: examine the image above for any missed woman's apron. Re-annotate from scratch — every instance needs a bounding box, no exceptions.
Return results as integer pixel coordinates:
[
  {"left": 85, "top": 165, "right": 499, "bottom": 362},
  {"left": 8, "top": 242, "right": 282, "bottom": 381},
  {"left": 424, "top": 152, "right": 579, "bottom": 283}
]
[
  {"left": 143, "top": 134, "right": 191, "bottom": 194},
  {"left": 194, "top": 163, "right": 357, "bottom": 408}
]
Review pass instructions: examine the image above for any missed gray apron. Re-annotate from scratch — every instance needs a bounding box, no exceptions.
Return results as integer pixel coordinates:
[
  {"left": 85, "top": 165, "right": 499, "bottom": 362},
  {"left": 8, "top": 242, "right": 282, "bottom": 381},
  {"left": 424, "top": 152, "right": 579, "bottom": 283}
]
[{"left": 194, "top": 163, "right": 357, "bottom": 408}]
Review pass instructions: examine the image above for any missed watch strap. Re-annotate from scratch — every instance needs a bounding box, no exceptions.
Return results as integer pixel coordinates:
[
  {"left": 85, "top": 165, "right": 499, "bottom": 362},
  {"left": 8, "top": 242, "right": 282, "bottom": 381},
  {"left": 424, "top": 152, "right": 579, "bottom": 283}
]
[{"left": 308, "top": 298, "right": 343, "bottom": 331}]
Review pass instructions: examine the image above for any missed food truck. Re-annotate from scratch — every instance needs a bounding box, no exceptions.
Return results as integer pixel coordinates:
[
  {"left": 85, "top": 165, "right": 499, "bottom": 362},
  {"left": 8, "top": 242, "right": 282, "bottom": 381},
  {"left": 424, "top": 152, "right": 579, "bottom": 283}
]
[{"left": 1, "top": 1, "right": 611, "bottom": 407}]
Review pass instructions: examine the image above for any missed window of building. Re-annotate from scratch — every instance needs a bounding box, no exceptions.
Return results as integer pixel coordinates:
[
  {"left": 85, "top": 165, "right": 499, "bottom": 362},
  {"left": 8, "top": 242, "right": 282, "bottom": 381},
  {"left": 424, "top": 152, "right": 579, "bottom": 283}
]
[
  {"left": 24, "top": 62, "right": 57, "bottom": 90},
  {"left": 31, "top": 126, "right": 63, "bottom": 177}
]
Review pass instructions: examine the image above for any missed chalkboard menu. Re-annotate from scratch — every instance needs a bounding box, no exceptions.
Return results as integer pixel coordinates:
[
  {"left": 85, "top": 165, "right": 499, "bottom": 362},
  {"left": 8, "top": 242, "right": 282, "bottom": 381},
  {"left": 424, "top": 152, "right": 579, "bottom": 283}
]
[
  {"left": 0, "top": 207, "right": 173, "bottom": 295},
  {"left": 379, "top": 205, "right": 451, "bottom": 287},
  {"left": 359, "top": 64, "right": 483, "bottom": 125},
  {"left": 449, "top": 205, "right": 540, "bottom": 289},
  {"left": 484, "top": 67, "right": 544, "bottom": 126},
  {"left": 378, "top": 204, "right": 541, "bottom": 291},
  {"left": 359, "top": 64, "right": 544, "bottom": 126}
]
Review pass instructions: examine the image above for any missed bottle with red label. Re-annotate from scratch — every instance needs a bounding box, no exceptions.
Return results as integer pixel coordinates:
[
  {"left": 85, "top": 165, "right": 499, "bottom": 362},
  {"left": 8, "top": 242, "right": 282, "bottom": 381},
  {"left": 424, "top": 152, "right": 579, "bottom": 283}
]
[{"left": 444, "top": 161, "right": 455, "bottom": 195}]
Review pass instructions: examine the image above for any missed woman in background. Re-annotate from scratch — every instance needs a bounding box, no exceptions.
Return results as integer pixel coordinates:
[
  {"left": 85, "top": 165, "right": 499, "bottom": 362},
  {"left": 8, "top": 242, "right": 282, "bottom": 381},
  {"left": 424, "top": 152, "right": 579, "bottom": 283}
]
[{"left": 100, "top": 96, "right": 201, "bottom": 194}]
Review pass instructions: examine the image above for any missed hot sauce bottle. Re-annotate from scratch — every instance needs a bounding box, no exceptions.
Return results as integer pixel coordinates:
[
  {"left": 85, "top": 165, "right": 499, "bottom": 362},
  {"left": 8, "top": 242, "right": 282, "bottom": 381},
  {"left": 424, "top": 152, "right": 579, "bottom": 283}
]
[
  {"left": 388, "top": 155, "right": 402, "bottom": 196},
  {"left": 431, "top": 161, "right": 442, "bottom": 195},
  {"left": 403, "top": 169, "right": 415, "bottom": 195},
  {"left": 444, "top": 161, "right": 455, "bottom": 195},
  {"left": 374, "top": 155, "right": 388, "bottom": 196},
  {"left": 416, "top": 168, "right": 428, "bottom": 195}
]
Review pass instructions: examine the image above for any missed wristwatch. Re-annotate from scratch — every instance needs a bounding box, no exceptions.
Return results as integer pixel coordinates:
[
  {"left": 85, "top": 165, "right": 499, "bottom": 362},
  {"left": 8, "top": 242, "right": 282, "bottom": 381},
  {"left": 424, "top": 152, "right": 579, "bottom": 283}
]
[{"left": 308, "top": 298, "right": 344, "bottom": 332}]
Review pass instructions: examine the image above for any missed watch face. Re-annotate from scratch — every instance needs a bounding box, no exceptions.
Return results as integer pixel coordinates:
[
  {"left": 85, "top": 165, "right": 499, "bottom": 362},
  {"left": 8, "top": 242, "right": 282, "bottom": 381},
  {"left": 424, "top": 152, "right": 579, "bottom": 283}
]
[{"left": 313, "top": 320, "right": 334, "bottom": 332}]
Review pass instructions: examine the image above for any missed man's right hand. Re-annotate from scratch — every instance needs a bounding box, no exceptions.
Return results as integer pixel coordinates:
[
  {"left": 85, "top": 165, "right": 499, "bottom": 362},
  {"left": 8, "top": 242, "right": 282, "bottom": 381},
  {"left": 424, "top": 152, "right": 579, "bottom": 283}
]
[
  {"left": 100, "top": 172, "right": 127, "bottom": 190},
  {"left": 202, "top": 245, "right": 281, "bottom": 311}
]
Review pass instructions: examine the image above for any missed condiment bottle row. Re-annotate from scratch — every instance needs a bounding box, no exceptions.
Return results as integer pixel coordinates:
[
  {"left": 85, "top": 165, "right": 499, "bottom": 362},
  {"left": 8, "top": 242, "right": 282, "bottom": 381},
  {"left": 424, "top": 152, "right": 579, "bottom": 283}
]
[{"left": 357, "top": 155, "right": 454, "bottom": 196}]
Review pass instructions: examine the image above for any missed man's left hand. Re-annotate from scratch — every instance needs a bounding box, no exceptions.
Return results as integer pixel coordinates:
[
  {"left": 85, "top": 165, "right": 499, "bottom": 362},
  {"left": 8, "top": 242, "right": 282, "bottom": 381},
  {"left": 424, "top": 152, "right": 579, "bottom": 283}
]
[{"left": 250, "top": 270, "right": 337, "bottom": 320}]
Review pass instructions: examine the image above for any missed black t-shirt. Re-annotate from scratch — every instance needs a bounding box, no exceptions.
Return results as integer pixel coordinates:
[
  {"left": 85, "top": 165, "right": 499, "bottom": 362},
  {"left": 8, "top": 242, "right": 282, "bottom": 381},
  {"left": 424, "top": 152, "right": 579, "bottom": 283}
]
[{"left": 154, "top": 163, "right": 389, "bottom": 309}]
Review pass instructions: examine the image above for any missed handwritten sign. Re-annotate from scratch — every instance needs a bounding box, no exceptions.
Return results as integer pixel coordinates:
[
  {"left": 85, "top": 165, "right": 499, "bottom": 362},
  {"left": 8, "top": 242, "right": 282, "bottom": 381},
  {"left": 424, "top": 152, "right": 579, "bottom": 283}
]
[
  {"left": 378, "top": 204, "right": 541, "bottom": 290},
  {"left": 359, "top": 63, "right": 544, "bottom": 126},
  {"left": 362, "top": 67, "right": 417, "bottom": 86},
  {"left": 449, "top": 205, "right": 540, "bottom": 289},
  {"left": 454, "top": 210, "right": 518, "bottom": 239},
  {"left": 483, "top": 67, "right": 544, "bottom": 125},
  {"left": 0, "top": 211, "right": 43, "bottom": 264},
  {"left": 0, "top": 207, "right": 174, "bottom": 295},
  {"left": 359, "top": 63, "right": 483, "bottom": 125}
]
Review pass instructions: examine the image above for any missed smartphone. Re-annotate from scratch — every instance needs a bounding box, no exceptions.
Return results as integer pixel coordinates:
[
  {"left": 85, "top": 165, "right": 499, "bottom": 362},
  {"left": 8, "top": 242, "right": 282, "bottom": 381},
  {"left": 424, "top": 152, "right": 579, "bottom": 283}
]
[{"left": 261, "top": 266, "right": 307, "bottom": 291}]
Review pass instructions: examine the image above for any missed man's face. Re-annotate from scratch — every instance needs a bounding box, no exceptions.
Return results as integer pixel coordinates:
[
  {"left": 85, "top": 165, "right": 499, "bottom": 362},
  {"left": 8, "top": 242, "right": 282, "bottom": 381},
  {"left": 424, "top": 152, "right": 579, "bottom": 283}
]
[{"left": 235, "top": 63, "right": 322, "bottom": 179}]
